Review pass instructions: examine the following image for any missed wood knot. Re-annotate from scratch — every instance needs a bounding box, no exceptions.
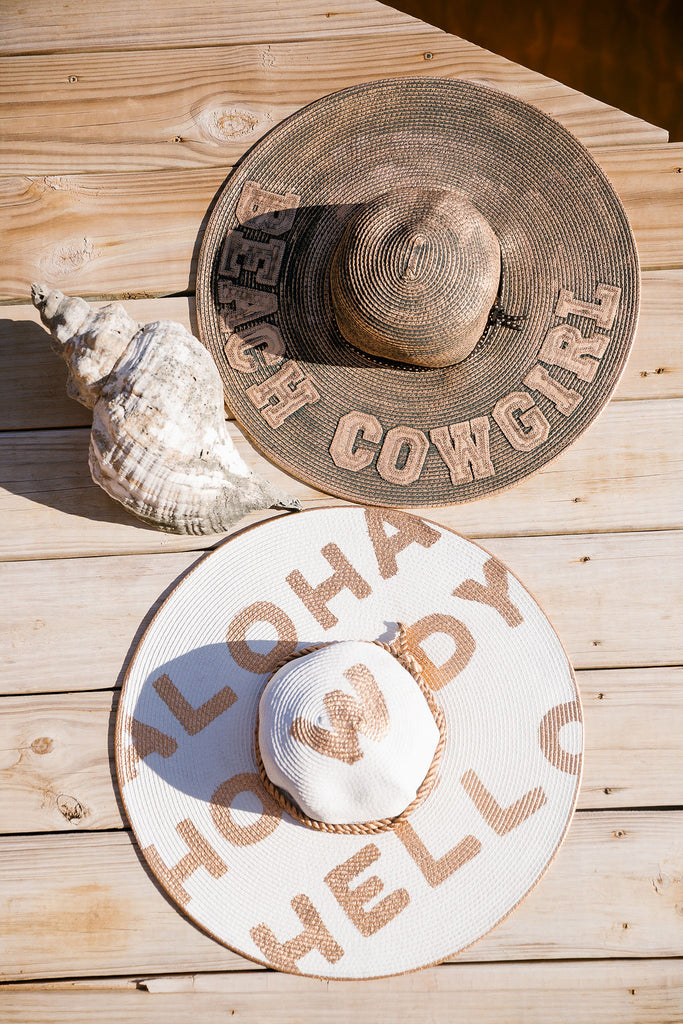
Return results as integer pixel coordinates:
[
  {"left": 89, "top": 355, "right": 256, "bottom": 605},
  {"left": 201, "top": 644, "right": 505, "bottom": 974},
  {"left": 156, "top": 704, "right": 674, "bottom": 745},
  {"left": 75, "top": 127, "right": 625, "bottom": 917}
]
[
  {"left": 192, "top": 105, "right": 266, "bottom": 143},
  {"left": 31, "top": 736, "right": 53, "bottom": 755},
  {"left": 57, "top": 794, "right": 85, "bottom": 822}
]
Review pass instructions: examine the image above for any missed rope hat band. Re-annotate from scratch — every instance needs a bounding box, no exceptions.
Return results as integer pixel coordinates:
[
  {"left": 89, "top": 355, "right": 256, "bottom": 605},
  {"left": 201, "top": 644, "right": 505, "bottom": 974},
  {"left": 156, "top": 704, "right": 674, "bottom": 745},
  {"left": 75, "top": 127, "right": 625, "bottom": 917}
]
[
  {"left": 254, "top": 626, "right": 447, "bottom": 834},
  {"left": 197, "top": 77, "right": 639, "bottom": 508},
  {"left": 116, "top": 507, "right": 582, "bottom": 979}
]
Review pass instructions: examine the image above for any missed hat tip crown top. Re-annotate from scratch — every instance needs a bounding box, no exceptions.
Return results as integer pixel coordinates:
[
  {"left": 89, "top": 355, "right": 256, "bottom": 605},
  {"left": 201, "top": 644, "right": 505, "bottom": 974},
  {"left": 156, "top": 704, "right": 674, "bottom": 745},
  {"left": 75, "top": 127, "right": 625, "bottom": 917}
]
[{"left": 330, "top": 187, "right": 500, "bottom": 368}]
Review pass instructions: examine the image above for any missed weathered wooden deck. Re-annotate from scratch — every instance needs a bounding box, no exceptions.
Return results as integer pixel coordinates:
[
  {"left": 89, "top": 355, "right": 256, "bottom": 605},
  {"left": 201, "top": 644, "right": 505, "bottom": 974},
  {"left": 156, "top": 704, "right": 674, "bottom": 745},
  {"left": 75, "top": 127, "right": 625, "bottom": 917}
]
[{"left": 1, "top": 1, "right": 681, "bottom": 1019}]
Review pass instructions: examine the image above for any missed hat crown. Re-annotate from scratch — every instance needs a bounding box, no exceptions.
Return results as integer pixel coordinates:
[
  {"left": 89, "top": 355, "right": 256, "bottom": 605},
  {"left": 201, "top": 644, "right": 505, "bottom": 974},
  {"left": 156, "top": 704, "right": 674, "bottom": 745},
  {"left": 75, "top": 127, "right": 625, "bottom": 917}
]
[
  {"left": 258, "top": 640, "right": 440, "bottom": 826},
  {"left": 330, "top": 187, "right": 501, "bottom": 367}
]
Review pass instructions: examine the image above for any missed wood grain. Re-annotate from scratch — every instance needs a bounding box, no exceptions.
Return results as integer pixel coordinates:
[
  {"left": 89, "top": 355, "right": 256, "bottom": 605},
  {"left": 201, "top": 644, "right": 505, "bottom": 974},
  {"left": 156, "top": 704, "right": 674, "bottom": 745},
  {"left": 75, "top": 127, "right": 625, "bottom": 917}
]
[
  {"left": 1, "top": 397, "right": 682, "bottom": 560},
  {"left": 1, "top": 667, "right": 680, "bottom": 834},
  {"left": 2, "top": 959, "right": 682, "bottom": 1023},
  {"left": 0, "top": 33, "right": 666, "bottom": 178},
  {"left": 0, "top": 0, "right": 425, "bottom": 55},
  {"left": 2, "top": 269, "right": 680, "bottom": 431},
  {"left": 1, "top": 530, "right": 681, "bottom": 700},
  {"left": 1, "top": 812, "right": 680, "bottom": 980},
  {"left": 0, "top": 143, "right": 680, "bottom": 302}
]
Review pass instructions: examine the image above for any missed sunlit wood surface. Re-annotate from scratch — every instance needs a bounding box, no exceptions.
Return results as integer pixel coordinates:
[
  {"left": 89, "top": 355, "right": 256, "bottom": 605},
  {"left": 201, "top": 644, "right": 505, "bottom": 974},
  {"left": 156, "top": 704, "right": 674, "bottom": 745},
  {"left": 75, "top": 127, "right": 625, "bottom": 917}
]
[{"left": 1, "top": 2, "right": 681, "bottom": 1019}]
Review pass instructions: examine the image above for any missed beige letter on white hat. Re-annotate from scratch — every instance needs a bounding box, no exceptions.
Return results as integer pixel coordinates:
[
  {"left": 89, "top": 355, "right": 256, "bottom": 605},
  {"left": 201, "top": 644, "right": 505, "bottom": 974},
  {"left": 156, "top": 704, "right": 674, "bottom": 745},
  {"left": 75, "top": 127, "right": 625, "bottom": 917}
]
[
  {"left": 251, "top": 895, "right": 344, "bottom": 973},
  {"left": 538, "top": 700, "right": 582, "bottom": 775},
  {"left": 291, "top": 663, "right": 389, "bottom": 764},
  {"left": 365, "top": 507, "right": 440, "bottom": 580},
  {"left": 119, "top": 713, "right": 177, "bottom": 784},
  {"left": 394, "top": 821, "right": 481, "bottom": 888},
  {"left": 226, "top": 600, "right": 298, "bottom": 675},
  {"left": 407, "top": 613, "right": 476, "bottom": 691},
  {"left": 143, "top": 819, "right": 227, "bottom": 907},
  {"left": 153, "top": 673, "right": 237, "bottom": 736},
  {"left": 461, "top": 770, "right": 547, "bottom": 835},
  {"left": 453, "top": 557, "right": 523, "bottom": 628},
  {"left": 287, "top": 543, "right": 372, "bottom": 630},
  {"left": 325, "top": 843, "right": 410, "bottom": 936},
  {"left": 211, "top": 772, "right": 282, "bottom": 846}
]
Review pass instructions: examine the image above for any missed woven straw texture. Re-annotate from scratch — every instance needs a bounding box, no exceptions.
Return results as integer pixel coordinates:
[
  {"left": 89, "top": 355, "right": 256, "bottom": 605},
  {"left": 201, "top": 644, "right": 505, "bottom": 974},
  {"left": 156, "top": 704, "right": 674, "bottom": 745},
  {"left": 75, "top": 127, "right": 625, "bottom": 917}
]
[
  {"left": 197, "top": 77, "right": 639, "bottom": 507},
  {"left": 116, "top": 507, "right": 582, "bottom": 979}
]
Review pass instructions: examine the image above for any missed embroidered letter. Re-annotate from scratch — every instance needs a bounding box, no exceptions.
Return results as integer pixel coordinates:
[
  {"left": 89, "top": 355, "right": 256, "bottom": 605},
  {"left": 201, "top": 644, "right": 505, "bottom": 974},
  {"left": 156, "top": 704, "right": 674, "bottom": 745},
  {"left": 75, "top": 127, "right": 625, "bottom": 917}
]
[
  {"left": 143, "top": 819, "right": 227, "bottom": 906},
  {"left": 365, "top": 507, "right": 440, "bottom": 580},
  {"left": 291, "top": 662, "right": 389, "bottom": 764},
  {"left": 376, "top": 426, "right": 429, "bottom": 485},
  {"left": 246, "top": 359, "right": 320, "bottom": 428},
  {"left": 219, "top": 229, "right": 285, "bottom": 287},
  {"left": 287, "top": 543, "right": 372, "bottom": 630},
  {"left": 394, "top": 821, "right": 481, "bottom": 887},
  {"left": 211, "top": 772, "right": 282, "bottom": 846},
  {"left": 251, "top": 895, "right": 344, "bottom": 973},
  {"left": 224, "top": 322, "right": 285, "bottom": 373},
  {"left": 524, "top": 363, "right": 583, "bottom": 415},
  {"left": 555, "top": 283, "right": 620, "bottom": 330},
  {"left": 236, "top": 180, "right": 300, "bottom": 236},
  {"left": 119, "top": 713, "right": 177, "bottom": 783},
  {"left": 325, "top": 843, "right": 409, "bottom": 935},
  {"left": 461, "top": 770, "right": 547, "bottom": 835},
  {"left": 218, "top": 281, "right": 278, "bottom": 329},
  {"left": 153, "top": 673, "right": 237, "bottom": 736},
  {"left": 453, "top": 557, "right": 523, "bottom": 627},
  {"left": 407, "top": 613, "right": 476, "bottom": 691},
  {"left": 538, "top": 700, "right": 582, "bottom": 775},
  {"left": 329, "top": 410, "right": 382, "bottom": 471},
  {"left": 492, "top": 391, "right": 550, "bottom": 452},
  {"left": 226, "top": 600, "right": 297, "bottom": 675},
  {"left": 539, "top": 323, "right": 611, "bottom": 383},
  {"left": 430, "top": 417, "right": 495, "bottom": 485}
]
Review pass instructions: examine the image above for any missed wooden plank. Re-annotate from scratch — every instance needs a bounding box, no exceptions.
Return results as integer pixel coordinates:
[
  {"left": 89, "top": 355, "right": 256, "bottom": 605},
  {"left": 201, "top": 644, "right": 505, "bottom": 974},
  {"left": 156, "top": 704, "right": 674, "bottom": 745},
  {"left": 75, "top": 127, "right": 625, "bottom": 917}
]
[
  {"left": 0, "top": 36, "right": 666, "bottom": 180},
  {"left": 593, "top": 144, "right": 683, "bottom": 271},
  {"left": 1, "top": 531, "right": 681, "bottom": 700},
  {"left": 0, "top": 169, "right": 212, "bottom": 303},
  {"left": 0, "top": 690, "right": 122, "bottom": 833},
  {"left": 1, "top": 397, "right": 682, "bottom": 559},
  {"left": 0, "top": 0, "right": 425, "bottom": 56},
  {"left": 0, "top": 144, "right": 680, "bottom": 302},
  {"left": 2, "top": 960, "right": 682, "bottom": 1023},
  {"left": 2, "top": 269, "right": 680, "bottom": 432},
  {"left": 1, "top": 667, "right": 680, "bottom": 834},
  {"left": 1, "top": 811, "right": 680, "bottom": 979}
]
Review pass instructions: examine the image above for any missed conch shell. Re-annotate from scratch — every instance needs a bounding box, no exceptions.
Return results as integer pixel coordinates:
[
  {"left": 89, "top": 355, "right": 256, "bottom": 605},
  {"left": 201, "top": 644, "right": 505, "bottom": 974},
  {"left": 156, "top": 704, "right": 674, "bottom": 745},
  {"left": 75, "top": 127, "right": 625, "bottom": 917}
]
[{"left": 31, "top": 284, "right": 302, "bottom": 534}]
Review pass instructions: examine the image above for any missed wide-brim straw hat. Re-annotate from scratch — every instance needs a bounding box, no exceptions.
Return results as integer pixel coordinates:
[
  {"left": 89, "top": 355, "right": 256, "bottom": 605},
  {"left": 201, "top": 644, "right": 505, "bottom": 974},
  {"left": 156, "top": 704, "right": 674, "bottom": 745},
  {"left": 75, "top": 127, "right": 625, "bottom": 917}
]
[
  {"left": 196, "top": 77, "right": 639, "bottom": 507},
  {"left": 116, "top": 507, "right": 582, "bottom": 979}
]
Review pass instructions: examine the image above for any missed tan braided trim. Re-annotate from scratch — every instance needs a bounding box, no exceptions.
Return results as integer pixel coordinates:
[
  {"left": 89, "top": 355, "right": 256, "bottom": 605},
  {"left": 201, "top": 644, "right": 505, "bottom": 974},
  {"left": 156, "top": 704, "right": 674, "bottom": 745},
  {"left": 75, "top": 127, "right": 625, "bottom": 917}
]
[{"left": 254, "top": 624, "right": 447, "bottom": 835}]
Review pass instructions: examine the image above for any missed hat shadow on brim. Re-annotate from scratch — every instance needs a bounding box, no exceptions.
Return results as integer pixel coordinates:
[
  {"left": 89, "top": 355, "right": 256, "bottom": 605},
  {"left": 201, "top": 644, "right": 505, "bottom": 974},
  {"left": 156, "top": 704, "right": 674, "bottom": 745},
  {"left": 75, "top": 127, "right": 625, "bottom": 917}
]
[{"left": 125, "top": 630, "right": 399, "bottom": 817}]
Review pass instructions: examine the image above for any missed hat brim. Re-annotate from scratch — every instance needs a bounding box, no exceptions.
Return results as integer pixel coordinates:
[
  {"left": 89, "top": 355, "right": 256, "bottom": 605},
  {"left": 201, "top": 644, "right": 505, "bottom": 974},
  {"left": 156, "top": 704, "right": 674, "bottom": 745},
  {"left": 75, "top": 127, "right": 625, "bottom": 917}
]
[
  {"left": 197, "top": 77, "right": 639, "bottom": 507},
  {"left": 116, "top": 507, "right": 582, "bottom": 979}
]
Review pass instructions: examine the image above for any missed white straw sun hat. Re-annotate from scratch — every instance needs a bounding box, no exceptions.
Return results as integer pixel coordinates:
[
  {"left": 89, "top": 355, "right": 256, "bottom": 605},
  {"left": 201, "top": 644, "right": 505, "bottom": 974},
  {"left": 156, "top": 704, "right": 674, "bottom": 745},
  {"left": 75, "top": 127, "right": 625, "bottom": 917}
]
[{"left": 116, "top": 506, "right": 582, "bottom": 979}]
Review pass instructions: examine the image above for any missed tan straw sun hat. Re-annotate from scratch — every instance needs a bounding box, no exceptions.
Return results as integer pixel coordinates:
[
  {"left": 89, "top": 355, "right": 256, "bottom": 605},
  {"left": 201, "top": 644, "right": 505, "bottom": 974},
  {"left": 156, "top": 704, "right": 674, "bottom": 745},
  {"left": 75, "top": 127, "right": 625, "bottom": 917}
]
[
  {"left": 196, "top": 77, "right": 640, "bottom": 507},
  {"left": 116, "top": 507, "right": 582, "bottom": 978}
]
